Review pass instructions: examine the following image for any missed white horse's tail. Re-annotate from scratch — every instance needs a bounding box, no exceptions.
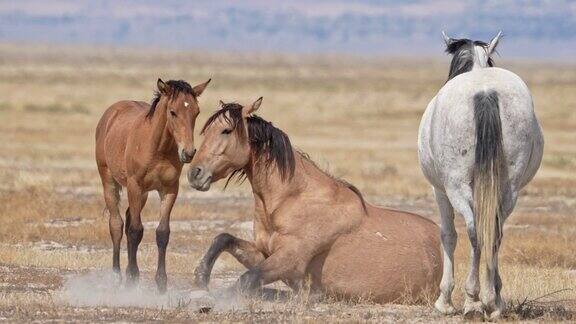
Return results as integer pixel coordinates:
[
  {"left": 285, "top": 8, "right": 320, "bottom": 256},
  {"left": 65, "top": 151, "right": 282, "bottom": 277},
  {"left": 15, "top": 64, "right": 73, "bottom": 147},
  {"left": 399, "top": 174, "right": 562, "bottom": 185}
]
[{"left": 472, "top": 90, "right": 504, "bottom": 274}]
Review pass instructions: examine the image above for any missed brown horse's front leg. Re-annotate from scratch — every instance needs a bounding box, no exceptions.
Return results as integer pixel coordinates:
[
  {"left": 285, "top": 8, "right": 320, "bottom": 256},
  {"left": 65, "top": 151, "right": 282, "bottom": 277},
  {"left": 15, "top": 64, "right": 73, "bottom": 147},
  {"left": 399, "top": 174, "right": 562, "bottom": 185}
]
[
  {"left": 155, "top": 187, "right": 177, "bottom": 294},
  {"left": 194, "top": 233, "right": 265, "bottom": 289},
  {"left": 125, "top": 181, "right": 147, "bottom": 286}
]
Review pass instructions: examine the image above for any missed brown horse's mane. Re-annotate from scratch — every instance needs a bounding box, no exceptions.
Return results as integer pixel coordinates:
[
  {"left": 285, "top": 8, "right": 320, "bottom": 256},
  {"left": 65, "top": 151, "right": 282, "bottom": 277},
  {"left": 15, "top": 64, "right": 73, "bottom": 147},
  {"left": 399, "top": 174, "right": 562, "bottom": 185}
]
[
  {"left": 146, "top": 80, "right": 195, "bottom": 118},
  {"left": 201, "top": 103, "right": 367, "bottom": 212}
]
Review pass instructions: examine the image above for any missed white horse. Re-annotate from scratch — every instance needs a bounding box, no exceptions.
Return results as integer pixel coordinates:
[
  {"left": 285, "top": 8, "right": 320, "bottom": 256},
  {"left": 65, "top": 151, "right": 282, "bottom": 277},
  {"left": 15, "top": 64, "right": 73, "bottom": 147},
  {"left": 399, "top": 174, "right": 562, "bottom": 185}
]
[{"left": 418, "top": 31, "right": 544, "bottom": 320}]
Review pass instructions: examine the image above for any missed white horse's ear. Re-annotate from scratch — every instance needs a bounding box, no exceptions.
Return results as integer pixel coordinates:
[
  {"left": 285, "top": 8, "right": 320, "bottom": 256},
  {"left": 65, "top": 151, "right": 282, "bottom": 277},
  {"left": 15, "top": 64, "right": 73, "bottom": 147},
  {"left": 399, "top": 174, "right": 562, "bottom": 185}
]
[
  {"left": 442, "top": 31, "right": 454, "bottom": 47},
  {"left": 243, "top": 97, "right": 263, "bottom": 117},
  {"left": 487, "top": 31, "right": 503, "bottom": 55}
]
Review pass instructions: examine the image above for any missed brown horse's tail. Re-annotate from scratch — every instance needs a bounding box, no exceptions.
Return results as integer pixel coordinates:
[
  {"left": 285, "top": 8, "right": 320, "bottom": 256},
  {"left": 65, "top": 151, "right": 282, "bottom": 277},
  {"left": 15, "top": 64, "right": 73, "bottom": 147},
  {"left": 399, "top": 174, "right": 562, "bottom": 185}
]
[{"left": 472, "top": 90, "right": 504, "bottom": 277}]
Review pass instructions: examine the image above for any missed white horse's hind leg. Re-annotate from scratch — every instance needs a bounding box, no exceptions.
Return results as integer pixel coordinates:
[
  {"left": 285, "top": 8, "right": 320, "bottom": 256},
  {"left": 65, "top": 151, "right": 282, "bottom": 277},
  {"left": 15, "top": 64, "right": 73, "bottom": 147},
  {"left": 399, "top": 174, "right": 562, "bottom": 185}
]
[
  {"left": 488, "top": 248, "right": 506, "bottom": 320},
  {"left": 488, "top": 197, "right": 513, "bottom": 320},
  {"left": 433, "top": 188, "right": 457, "bottom": 315},
  {"left": 446, "top": 188, "right": 484, "bottom": 318}
]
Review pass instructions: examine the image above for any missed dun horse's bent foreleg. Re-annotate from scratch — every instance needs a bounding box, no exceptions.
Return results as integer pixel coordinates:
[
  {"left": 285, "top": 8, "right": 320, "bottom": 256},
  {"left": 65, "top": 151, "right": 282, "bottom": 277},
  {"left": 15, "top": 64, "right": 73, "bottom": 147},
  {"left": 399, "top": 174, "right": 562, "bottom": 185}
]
[
  {"left": 194, "top": 233, "right": 265, "bottom": 289},
  {"left": 235, "top": 243, "right": 311, "bottom": 295},
  {"left": 155, "top": 188, "right": 177, "bottom": 294}
]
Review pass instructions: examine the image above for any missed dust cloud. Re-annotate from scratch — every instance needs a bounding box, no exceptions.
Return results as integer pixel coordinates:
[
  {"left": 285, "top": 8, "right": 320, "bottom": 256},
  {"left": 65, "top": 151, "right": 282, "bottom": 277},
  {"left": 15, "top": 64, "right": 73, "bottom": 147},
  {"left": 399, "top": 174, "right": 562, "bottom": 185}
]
[{"left": 57, "top": 270, "right": 244, "bottom": 311}]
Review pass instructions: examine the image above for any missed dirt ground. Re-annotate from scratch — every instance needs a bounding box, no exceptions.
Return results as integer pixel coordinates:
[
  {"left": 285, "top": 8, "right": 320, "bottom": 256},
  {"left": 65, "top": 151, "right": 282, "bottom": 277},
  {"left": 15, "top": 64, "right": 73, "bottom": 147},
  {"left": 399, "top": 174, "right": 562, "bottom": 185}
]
[{"left": 0, "top": 44, "right": 574, "bottom": 322}]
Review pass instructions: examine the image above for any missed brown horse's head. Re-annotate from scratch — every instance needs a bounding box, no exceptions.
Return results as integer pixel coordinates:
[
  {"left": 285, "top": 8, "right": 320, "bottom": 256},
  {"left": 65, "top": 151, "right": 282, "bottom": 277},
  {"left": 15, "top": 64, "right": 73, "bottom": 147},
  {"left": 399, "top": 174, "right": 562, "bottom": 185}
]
[
  {"left": 152, "top": 78, "right": 211, "bottom": 163},
  {"left": 188, "top": 97, "right": 263, "bottom": 191}
]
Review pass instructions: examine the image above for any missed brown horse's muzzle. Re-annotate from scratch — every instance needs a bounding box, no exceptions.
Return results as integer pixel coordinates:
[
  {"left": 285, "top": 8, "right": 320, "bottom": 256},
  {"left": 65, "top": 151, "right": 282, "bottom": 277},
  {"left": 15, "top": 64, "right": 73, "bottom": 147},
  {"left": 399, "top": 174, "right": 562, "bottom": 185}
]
[
  {"left": 188, "top": 166, "right": 212, "bottom": 191},
  {"left": 179, "top": 148, "right": 196, "bottom": 163}
]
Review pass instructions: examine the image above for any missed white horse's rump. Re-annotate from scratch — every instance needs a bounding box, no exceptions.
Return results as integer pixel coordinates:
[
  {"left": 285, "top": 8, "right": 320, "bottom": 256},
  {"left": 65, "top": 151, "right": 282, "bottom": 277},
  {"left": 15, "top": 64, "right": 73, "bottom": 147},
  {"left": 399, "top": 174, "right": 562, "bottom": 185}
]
[{"left": 418, "top": 33, "right": 544, "bottom": 320}]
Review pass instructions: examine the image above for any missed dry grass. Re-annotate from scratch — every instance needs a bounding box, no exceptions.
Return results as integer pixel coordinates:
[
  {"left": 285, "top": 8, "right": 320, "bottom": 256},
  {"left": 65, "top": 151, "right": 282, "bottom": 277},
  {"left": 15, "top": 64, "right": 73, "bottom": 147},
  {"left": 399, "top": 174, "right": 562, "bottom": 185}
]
[{"left": 0, "top": 43, "right": 574, "bottom": 321}]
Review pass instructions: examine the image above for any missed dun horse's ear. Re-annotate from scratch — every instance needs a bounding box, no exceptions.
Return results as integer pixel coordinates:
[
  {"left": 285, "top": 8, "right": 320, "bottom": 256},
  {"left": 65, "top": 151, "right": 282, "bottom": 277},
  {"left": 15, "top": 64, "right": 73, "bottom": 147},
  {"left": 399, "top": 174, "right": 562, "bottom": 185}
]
[
  {"left": 487, "top": 31, "right": 503, "bottom": 56},
  {"left": 243, "top": 97, "right": 263, "bottom": 117},
  {"left": 193, "top": 79, "right": 211, "bottom": 97},
  {"left": 157, "top": 78, "right": 169, "bottom": 95},
  {"left": 442, "top": 31, "right": 455, "bottom": 47}
]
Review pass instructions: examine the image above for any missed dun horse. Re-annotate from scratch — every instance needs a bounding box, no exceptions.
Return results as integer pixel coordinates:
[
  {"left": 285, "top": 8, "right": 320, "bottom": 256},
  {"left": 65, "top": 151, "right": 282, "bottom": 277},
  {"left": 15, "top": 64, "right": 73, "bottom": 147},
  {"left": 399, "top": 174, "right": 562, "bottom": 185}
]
[
  {"left": 188, "top": 99, "right": 442, "bottom": 303},
  {"left": 418, "top": 32, "right": 543, "bottom": 319},
  {"left": 95, "top": 78, "right": 210, "bottom": 292}
]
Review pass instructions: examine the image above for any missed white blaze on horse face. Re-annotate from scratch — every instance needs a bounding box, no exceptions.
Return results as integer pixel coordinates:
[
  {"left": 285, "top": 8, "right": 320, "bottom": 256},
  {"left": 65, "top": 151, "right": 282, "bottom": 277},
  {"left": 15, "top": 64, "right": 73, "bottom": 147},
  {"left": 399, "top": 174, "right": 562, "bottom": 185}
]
[{"left": 184, "top": 102, "right": 189, "bottom": 107}]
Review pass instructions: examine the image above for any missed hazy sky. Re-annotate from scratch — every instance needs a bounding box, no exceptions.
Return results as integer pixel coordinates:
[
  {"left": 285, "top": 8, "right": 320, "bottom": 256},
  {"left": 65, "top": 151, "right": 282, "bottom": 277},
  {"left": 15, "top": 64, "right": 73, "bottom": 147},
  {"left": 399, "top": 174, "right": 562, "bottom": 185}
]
[{"left": 1, "top": 0, "right": 574, "bottom": 59}]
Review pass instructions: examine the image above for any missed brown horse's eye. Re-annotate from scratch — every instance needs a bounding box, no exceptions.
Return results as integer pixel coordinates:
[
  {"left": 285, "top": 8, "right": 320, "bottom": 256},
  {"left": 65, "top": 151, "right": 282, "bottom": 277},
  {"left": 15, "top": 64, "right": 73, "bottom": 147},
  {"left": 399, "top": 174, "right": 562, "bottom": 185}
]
[
  {"left": 222, "top": 128, "right": 233, "bottom": 135},
  {"left": 170, "top": 111, "right": 177, "bottom": 117}
]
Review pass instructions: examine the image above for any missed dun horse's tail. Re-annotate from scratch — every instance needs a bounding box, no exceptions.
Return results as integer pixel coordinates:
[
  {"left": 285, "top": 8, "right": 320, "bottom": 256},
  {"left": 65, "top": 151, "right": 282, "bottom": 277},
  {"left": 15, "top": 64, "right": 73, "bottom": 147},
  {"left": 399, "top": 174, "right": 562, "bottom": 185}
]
[{"left": 472, "top": 90, "right": 504, "bottom": 276}]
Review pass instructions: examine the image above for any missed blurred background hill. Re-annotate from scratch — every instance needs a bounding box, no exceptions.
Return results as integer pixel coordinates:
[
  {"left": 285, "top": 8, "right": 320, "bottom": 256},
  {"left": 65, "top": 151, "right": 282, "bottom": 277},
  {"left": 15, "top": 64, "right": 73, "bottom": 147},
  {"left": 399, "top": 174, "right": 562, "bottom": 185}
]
[{"left": 1, "top": 0, "right": 575, "bottom": 59}]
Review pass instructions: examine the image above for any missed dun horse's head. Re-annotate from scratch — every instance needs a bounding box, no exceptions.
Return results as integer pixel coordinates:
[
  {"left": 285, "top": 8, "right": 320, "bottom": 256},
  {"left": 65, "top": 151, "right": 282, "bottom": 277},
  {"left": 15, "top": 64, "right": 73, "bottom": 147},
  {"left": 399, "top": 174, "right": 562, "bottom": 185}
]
[
  {"left": 188, "top": 97, "right": 263, "bottom": 191},
  {"left": 443, "top": 31, "right": 502, "bottom": 81},
  {"left": 153, "top": 78, "right": 211, "bottom": 163}
]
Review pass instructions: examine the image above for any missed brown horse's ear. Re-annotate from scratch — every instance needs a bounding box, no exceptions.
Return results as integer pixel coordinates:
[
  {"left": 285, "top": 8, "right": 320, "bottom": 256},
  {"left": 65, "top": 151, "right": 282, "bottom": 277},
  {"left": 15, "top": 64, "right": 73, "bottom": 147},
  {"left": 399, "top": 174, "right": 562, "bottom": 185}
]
[
  {"left": 193, "top": 79, "right": 211, "bottom": 97},
  {"left": 157, "top": 78, "right": 169, "bottom": 95},
  {"left": 243, "top": 97, "right": 263, "bottom": 117},
  {"left": 219, "top": 100, "right": 226, "bottom": 107}
]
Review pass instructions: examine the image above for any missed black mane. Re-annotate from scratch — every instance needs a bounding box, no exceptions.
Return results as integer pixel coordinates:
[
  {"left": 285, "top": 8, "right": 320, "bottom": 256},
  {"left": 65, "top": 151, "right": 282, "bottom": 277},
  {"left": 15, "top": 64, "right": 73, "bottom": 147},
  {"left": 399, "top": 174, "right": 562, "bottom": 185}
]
[
  {"left": 146, "top": 80, "right": 194, "bottom": 118},
  {"left": 201, "top": 103, "right": 367, "bottom": 213},
  {"left": 446, "top": 39, "right": 494, "bottom": 81},
  {"left": 201, "top": 103, "right": 295, "bottom": 182}
]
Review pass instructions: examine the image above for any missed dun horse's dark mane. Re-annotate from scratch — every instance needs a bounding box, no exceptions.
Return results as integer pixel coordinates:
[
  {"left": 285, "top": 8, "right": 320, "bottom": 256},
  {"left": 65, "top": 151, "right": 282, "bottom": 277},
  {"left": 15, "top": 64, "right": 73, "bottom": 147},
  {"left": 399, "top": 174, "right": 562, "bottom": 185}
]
[
  {"left": 201, "top": 103, "right": 367, "bottom": 212},
  {"left": 201, "top": 103, "right": 294, "bottom": 183},
  {"left": 146, "top": 80, "right": 194, "bottom": 118},
  {"left": 446, "top": 38, "right": 494, "bottom": 81},
  {"left": 298, "top": 151, "right": 368, "bottom": 213}
]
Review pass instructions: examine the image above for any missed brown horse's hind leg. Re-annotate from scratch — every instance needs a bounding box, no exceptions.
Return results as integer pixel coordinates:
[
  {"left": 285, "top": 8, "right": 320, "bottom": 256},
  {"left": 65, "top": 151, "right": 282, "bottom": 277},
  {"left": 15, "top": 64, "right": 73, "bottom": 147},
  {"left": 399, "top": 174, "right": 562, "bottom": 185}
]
[
  {"left": 194, "top": 233, "right": 265, "bottom": 289},
  {"left": 125, "top": 182, "right": 147, "bottom": 286},
  {"left": 155, "top": 187, "right": 178, "bottom": 294},
  {"left": 98, "top": 166, "right": 123, "bottom": 277}
]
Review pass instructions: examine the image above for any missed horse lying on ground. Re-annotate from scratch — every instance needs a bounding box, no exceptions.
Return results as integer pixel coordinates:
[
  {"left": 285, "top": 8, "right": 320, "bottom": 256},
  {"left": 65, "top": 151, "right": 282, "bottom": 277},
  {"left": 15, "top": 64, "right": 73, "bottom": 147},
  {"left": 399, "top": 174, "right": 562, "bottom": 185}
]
[
  {"left": 188, "top": 98, "right": 442, "bottom": 303},
  {"left": 95, "top": 78, "right": 210, "bottom": 293}
]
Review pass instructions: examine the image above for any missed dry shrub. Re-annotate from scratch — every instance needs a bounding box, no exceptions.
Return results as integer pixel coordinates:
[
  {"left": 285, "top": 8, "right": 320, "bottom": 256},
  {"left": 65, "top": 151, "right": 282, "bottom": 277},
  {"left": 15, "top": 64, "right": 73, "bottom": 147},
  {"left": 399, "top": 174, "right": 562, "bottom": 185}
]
[{"left": 506, "top": 289, "right": 575, "bottom": 321}]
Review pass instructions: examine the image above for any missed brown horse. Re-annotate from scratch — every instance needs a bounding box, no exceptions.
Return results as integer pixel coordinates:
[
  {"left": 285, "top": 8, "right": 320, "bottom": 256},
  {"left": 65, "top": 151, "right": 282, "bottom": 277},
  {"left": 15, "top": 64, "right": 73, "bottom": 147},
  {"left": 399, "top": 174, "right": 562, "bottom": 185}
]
[
  {"left": 187, "top": 99, "right": 442, "bottom": 303},
  {"left": 95, "top": 78, "right": 210, "bottom": 292}
]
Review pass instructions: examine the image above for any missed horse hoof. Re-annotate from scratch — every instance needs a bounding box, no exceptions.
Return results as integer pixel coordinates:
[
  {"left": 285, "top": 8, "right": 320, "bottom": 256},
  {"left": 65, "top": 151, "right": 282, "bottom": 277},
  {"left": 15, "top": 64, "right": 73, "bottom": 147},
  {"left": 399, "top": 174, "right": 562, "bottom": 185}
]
[
  {"left": 463, "top": 309, "right": 484, "bottom": 320},
  {"left": 112, "top": 271, "right": 122, "bottom": 285},
  {"left": 193, "top": 272, "right": 209, "bottom": 290},
  {"left": 486, "top": 298, "right": 506, "bottom": 321},
  {"left": 463, "top": 300, "right": 484, "bottom": 320},
  {"left": 487, "top": 309, "right": 503, "bottom": 321},
  {"left": 434, "top": 299, "right": 456, "bottom": 315},
  {"left": 155, "top": 276, "right": 167, "bottom": 294},
  {"left": 125, "top": 270, "right": 140, "bottom": 288}
]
